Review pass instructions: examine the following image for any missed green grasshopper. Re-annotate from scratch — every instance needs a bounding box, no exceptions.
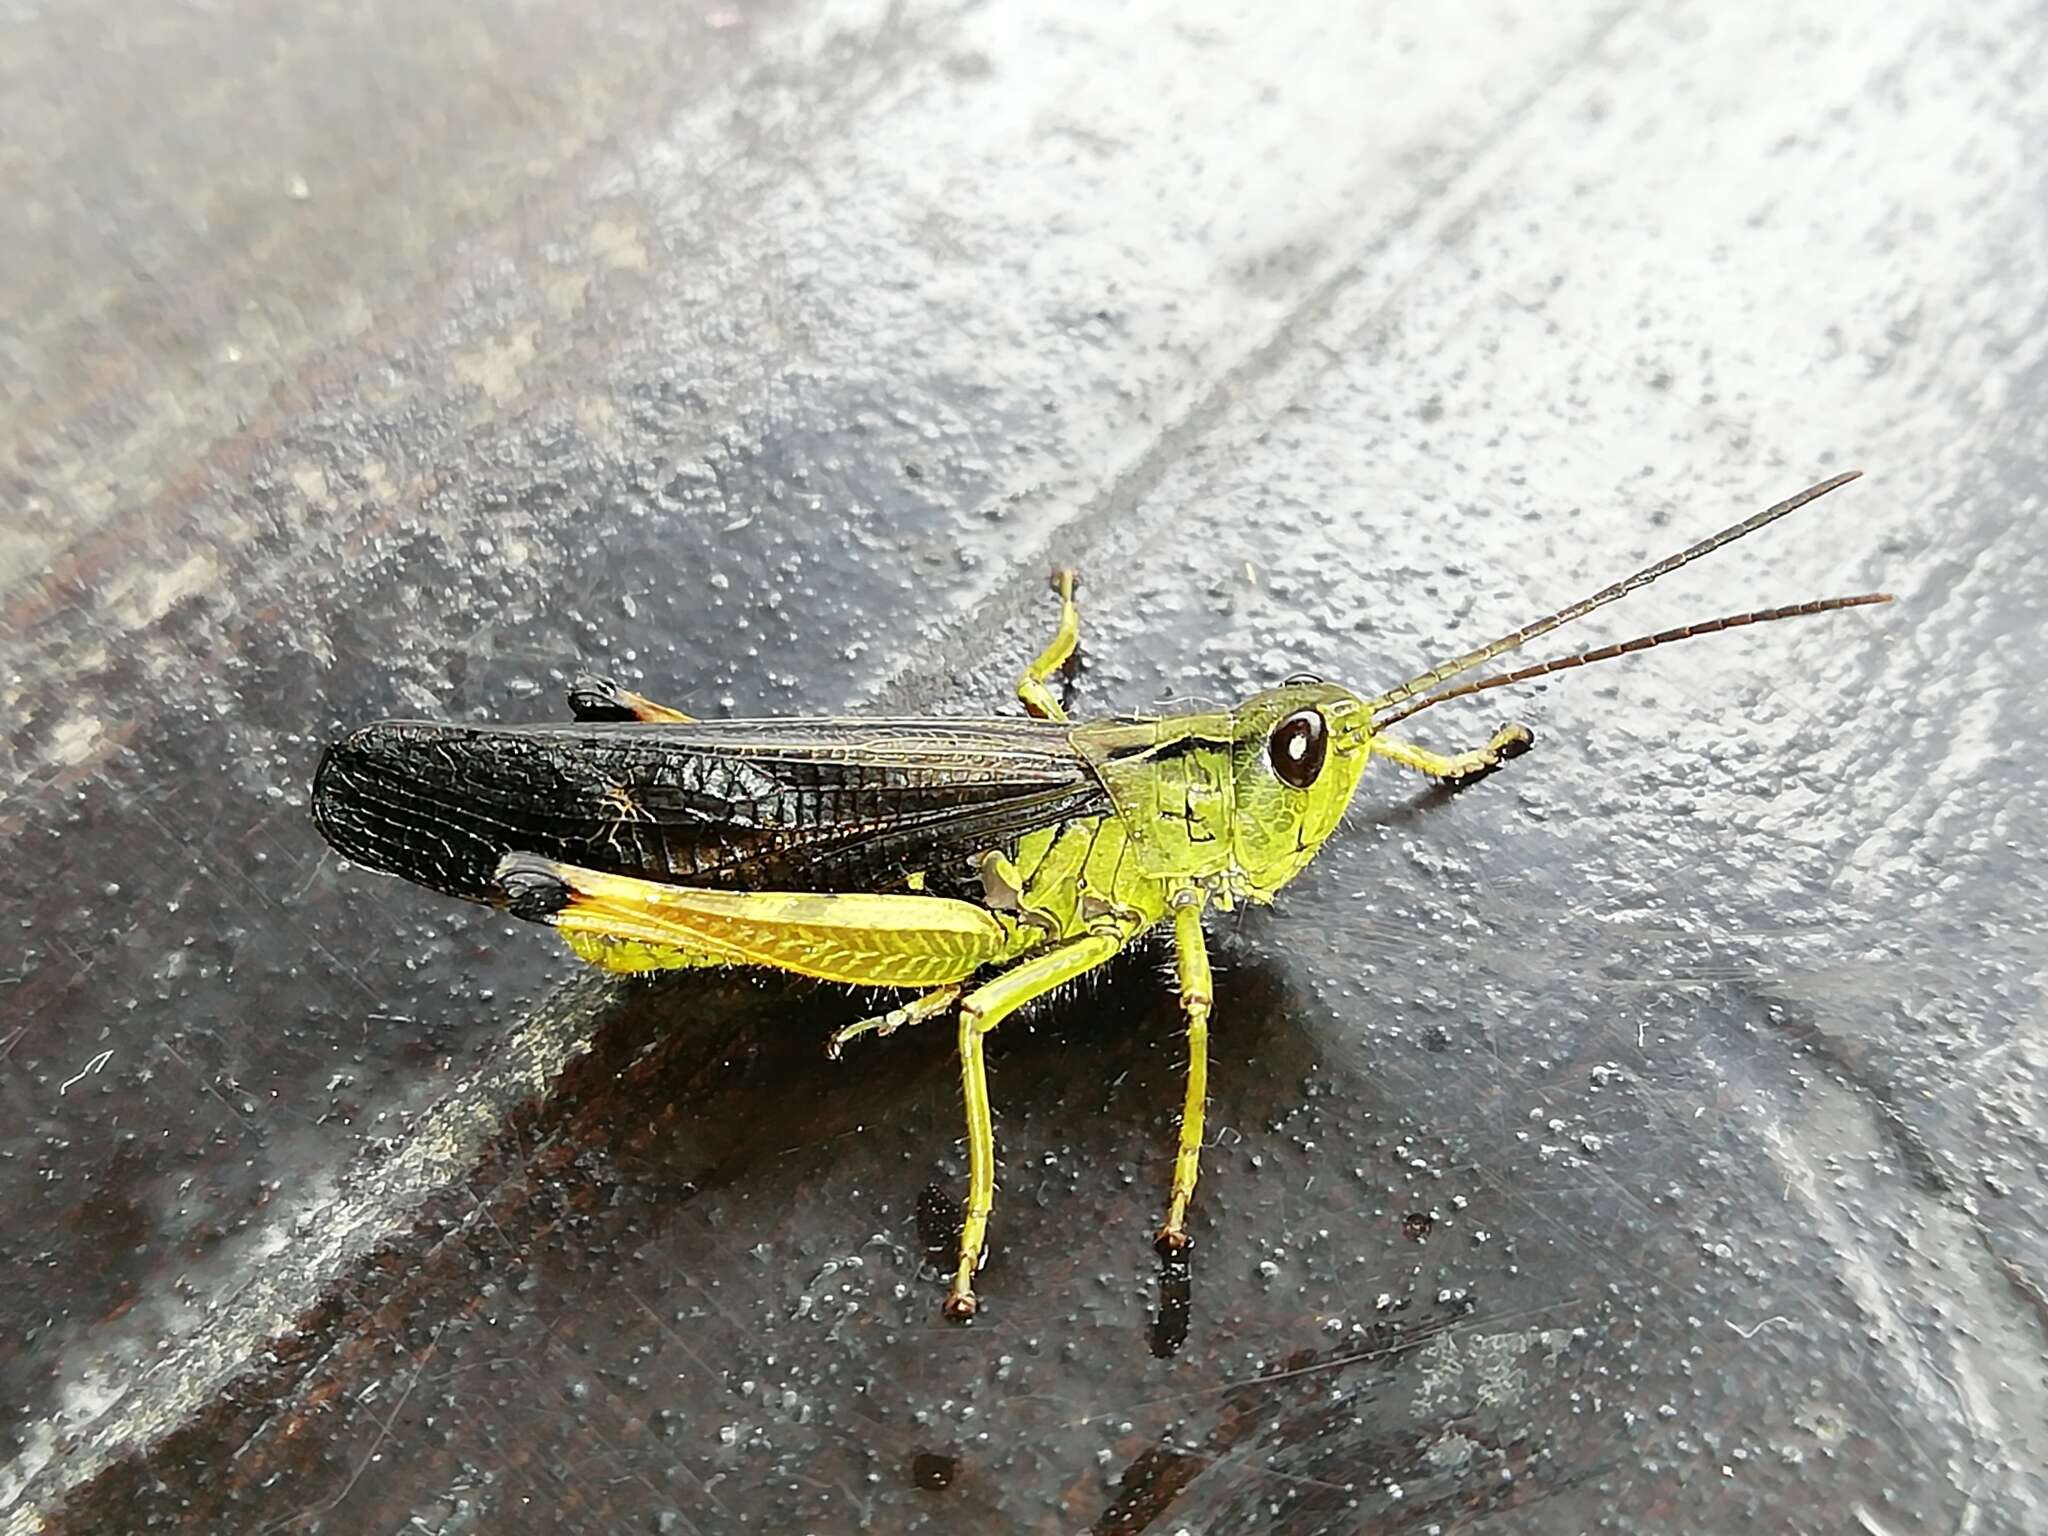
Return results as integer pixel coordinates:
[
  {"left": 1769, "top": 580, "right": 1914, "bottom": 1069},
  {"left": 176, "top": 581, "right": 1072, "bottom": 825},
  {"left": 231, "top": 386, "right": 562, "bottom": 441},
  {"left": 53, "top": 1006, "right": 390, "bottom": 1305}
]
[{"left": 312, "top": 472, "right": 1889, "bottom": 1318}]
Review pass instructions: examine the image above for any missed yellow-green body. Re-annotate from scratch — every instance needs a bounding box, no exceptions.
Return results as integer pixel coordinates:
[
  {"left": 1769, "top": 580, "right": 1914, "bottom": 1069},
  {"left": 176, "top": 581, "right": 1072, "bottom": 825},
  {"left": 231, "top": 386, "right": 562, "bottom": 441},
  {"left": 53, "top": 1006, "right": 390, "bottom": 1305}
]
[
  {"left": 314, "top": 474, "right": 1889, "bottom": 1322},
  {"left": 476, "top": 588, "right": 1519, "bottom": 1318},
  {"left": 544, "top": 683, "right": 1408, "bottom": 984}
]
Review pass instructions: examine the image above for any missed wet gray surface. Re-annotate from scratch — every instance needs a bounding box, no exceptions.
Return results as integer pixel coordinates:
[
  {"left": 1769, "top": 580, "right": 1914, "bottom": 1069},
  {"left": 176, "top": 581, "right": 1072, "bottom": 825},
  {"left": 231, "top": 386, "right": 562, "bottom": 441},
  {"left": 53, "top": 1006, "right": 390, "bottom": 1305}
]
[{"left": 4, "top": 1, "right": 2046, "bottom": 1531}]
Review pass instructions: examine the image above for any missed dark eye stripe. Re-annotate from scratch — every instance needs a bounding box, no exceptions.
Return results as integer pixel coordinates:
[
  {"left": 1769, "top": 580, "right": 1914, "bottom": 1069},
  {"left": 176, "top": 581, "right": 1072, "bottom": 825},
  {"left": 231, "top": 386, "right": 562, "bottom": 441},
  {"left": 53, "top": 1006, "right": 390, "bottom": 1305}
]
[{"left": 1268, "top": 709, "right": 1328, "bottom": 790}]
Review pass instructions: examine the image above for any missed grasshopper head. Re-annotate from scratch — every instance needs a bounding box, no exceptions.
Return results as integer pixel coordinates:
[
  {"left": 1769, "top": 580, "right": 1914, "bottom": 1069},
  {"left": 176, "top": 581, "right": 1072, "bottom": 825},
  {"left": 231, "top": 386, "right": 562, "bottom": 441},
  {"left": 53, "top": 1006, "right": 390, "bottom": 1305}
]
[{"left": 1228, "top": 678, "right": 1377, "bottom": 899}]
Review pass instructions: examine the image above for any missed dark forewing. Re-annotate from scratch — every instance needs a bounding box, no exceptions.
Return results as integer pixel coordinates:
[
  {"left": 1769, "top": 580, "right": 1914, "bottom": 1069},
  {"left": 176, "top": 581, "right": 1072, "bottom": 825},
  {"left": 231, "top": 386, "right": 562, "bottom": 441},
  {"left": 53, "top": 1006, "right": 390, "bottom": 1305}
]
[{"left": 311, "top": 717, "right": 1108, "bottom": 904}]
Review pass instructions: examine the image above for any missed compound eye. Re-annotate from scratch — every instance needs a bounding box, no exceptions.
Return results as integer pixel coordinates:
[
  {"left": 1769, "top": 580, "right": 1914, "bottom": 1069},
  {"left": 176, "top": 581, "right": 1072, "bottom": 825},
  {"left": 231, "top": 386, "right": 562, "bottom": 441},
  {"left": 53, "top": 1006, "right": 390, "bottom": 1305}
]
[
  {"left": 1282, "top": 670, "right": 1323, "bottom": 686},
  {"left": 1268, "top": 708, "right": 1328, "bottom": 790}
]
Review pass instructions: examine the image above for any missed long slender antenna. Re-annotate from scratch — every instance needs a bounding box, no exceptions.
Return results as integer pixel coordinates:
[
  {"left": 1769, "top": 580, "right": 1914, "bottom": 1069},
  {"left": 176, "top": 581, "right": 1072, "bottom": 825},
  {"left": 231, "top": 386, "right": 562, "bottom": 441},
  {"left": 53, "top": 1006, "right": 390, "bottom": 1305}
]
[
  {"left": 1366, "top": 471, "right": 1865, "bottom": 715},
  {"left": 1373, "top": 592, "right": 1893, "bottom": 727}
]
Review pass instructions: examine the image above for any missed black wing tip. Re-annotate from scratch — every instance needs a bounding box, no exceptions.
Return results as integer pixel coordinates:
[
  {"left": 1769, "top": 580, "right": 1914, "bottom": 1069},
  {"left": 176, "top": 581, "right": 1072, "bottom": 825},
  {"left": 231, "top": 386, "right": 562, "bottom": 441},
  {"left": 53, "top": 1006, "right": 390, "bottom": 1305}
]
[
  {"left": 308, "top": 721, "right": 425, "bottom": 831},
  {"left": 309, "top": 721, "right": 509, "bottom": 903},
  {"left": 308, "top": 726, "right": 391, "bottom": 851},
  {"left": 496, "top": 853, "right": 574, "bottom": 921}
]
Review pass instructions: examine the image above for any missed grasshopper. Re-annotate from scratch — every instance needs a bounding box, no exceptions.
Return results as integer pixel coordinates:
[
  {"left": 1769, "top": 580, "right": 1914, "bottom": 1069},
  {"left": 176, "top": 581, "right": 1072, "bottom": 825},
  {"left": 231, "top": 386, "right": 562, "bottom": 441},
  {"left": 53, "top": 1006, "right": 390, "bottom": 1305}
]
[{"left": 312, "top": 472, "right": 1889, "bottom": 1318}]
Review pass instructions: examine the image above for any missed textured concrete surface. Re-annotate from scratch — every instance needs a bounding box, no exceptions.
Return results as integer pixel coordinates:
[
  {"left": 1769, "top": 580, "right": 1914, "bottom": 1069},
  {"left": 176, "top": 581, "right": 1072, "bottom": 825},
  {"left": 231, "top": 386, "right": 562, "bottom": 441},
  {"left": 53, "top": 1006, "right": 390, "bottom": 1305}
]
[{"left": 4, "top": 1, "right": 2045, "bottom": 1532}]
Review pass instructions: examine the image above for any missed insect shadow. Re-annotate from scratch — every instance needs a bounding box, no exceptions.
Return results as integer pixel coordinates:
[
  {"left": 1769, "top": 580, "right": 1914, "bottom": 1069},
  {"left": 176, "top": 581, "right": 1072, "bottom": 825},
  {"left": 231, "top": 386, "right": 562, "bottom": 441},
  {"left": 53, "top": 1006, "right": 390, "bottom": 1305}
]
[{"left": 477, "top": 937, "right": 1325, "bottom": 1339}]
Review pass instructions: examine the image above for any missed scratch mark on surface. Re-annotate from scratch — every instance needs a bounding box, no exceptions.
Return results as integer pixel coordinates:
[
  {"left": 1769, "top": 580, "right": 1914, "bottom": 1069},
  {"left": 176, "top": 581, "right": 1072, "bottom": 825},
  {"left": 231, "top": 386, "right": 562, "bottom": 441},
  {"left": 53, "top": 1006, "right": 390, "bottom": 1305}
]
[{"left": 58, "top": 1049, "right": 113, "bottom": 1095}]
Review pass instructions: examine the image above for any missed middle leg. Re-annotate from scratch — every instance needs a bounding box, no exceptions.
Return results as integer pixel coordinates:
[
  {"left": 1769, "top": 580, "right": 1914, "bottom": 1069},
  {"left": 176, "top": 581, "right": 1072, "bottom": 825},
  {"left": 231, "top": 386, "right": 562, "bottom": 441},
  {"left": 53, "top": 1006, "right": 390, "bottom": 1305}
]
[{"left": 826, "top": 985, "right": 962, "bottom": 1060}]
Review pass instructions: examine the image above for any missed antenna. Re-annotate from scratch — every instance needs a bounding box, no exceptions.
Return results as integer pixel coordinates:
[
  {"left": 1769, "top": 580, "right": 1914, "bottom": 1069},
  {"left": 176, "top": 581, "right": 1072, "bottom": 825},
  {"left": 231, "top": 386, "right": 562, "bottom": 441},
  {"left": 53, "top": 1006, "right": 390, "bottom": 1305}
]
[
  {"left": 1373, "top": 592, "right": 1893, "bottom": 727},
  {"left": 1367, "top": 471, "right": 1868, "bottom": 715}
]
